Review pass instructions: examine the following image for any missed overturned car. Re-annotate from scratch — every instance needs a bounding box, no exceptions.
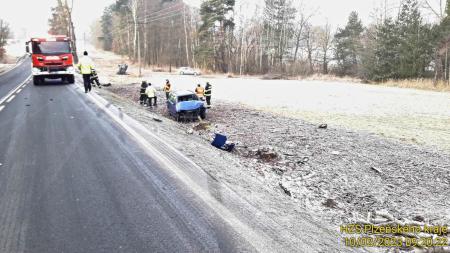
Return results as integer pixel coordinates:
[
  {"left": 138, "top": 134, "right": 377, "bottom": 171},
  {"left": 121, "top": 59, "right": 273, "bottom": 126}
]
[{"left": 167, "top": 90, "right": 206, "bottom": 122}]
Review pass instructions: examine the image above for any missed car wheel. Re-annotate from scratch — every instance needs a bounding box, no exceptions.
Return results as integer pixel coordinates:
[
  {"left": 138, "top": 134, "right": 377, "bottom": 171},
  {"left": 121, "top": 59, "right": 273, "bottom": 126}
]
[
  {"left": 200, "top": 108, "right": 206, "bottom": 120},
  {"left": 33, "top": 76, "right": 42, "bottom": 85},
  {"left": 67, "top": 75, "right": 75, "bottom": 84}
]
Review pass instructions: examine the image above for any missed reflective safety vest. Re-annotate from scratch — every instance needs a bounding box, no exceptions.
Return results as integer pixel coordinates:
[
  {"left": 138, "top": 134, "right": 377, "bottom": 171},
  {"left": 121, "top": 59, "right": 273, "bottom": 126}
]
[
  {"left": 204, "top": 86, "right": 212, "bottom": 97},
  {"left": 145, "top": 86, "right": 157, "bottom": 97},
  {"left": 164, "top": 84, "right": 171, "bottom": 92},
  {"left": 77, "top": 56, "right": 94, "bottom": 75},
  {"left": 195, "top": 87, "right": 205, "bottom": 97}
]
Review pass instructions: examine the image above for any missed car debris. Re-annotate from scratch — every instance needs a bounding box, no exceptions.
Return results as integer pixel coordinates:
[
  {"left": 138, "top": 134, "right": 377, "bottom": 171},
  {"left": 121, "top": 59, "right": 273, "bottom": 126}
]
[
  {"left": 211, "top": 133, "right": 235, "bottom": 152},
  {"left": 323, "top": 199, "right": 338, "bottom": 209},
  {"left": 279, "top": 181, "right": 292, "bottom": 197},
  {"left": 152, "top": 117, "right": 162, "bottom": 122},
  {"left": 370, "top": 166, "right": 382, "bottom": 174},
  {"left": 117, "top": 64, "right": 128, "bottom": 75}
]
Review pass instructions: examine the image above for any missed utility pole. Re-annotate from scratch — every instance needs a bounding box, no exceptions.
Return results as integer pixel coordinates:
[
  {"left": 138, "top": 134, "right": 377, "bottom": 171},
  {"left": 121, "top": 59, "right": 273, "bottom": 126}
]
[
  {"left": 143, "top": 0, "right": 148, "bottom": 66},
  {"left": 169, "top": 19, "right": 174, "bottom": 73},
  {"left": 65, "top": 0, "right": 78, "bottom": 63},
  {"left": 183, "top": 4, "right": 190, "bottom": 66},
  {"left": 138, "top": 27, "right": 142, "bottom": 77}
]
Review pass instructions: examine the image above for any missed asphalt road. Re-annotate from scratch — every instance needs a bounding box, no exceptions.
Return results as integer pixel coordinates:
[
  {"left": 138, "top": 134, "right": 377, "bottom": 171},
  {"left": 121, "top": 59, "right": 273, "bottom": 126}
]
[
  {"left": 0, "top": 57, "right": 31, "bottom": 96},
  {"left": 0, "top": 59, "right": 255, "bottom": 253}
]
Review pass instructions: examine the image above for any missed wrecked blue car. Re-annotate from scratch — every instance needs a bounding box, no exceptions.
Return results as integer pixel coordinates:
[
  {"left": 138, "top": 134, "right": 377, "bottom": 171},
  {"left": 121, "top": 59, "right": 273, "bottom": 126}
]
[{"left": 167, "top": 90, "right": 206, "bottom": 122}]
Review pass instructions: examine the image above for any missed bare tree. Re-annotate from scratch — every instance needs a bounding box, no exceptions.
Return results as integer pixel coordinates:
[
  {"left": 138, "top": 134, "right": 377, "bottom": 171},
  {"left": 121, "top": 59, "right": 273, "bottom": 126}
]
[
  {"left": 128, "top": 0, "right": 141, "bottom": 75},
  {"left": 422, "top": 0, "right": 445, "bottom": 21},
  {"left": 129, "top": 0, "right": 138, "bottom": 59},
  {"left": 0, "top": 19, "right": 10, "bottom": 60},
  {"left": 304, "top": 23, "right": 317, "bottom": 73},
  {"left": 94, "top": 0, "right": 337, "bottom": 77},
  {"left": 292, "top": 3, "right": 313, "bottom": 63},
  {"left": 317, "top": 22, "right": 332, "bottom": 74}
]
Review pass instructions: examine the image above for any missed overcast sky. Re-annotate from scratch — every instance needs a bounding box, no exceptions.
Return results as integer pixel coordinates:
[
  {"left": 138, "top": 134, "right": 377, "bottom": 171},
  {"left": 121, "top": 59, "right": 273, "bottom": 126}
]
[{"left": 0, "top": 0, "right": 442, "bottom": 40}]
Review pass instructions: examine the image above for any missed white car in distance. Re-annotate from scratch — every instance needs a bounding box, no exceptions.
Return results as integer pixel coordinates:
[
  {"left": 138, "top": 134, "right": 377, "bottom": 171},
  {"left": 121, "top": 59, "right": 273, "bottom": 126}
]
[{"left": 179, "top": 67, "right": 201, "bottom": 76}]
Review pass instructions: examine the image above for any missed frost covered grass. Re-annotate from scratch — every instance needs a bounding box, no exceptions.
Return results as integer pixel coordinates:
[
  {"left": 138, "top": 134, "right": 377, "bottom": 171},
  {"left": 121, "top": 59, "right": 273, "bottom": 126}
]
[
  {"left": 91, "top": 48, "right": 450, "bottom": 252},
  {"left": 91, "top": 47, "right": 450, "bottom": 151}
]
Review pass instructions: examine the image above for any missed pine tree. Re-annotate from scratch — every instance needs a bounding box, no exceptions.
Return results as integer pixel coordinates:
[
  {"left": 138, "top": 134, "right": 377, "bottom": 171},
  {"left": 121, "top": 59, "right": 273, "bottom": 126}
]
[
  {"left": 48, "top": 0, "right": 78, "bottom": 62},
  {"left": 48, "top": 0, "right": 70, "bottom": 35},
  {"left": 334, "top": 11, "right": 364, "bottom": 76},
  {"left": 197, "top": 0, "right": 235, "bottom": 72},
  {"left": 437, "top": 0, "right": 450, "bottom": 39},
  {"left": 101, "top": 7, "right": 113, "bottom": 51},
  {"left": 433, "top": 0, "right": 450, "bottom": 81},
  {"left": 396, "top": 0, "right": 433, "bottom": 78},
  {"left": 361, "top": 0, "right": 435, "bottom": 81},
  {"left": 262, "top": 0, "right": 296, "bottom": 71},
  {"left": 446, "top": 0, "right": 450, "bottom": 17},
  {"left": 371, "top": 18, "right": 400, "bottom": 81}
]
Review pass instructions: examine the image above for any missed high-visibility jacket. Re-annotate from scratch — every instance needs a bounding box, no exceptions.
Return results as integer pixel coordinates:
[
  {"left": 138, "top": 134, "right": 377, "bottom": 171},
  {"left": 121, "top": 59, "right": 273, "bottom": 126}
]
[
  {"left": 145, "top": 86, "right": 157, "bottom": 98},
  {"left": 77, "top": 56, "right": 94, "bottom": 75},
  {"left": 163, "top": 84, "right": 171, "bottom": 93},
  {"left": 195, "top": 87, "right": 205, "bottom": 97},
  {"left": 204, "top": 85, "right": 212, "bottom": 97}
]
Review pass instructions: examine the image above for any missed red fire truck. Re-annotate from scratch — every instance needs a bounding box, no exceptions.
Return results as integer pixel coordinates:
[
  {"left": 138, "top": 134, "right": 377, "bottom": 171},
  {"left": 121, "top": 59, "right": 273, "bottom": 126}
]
[{"left": 26, "top": 36, "right": 75, "bottom": 85}]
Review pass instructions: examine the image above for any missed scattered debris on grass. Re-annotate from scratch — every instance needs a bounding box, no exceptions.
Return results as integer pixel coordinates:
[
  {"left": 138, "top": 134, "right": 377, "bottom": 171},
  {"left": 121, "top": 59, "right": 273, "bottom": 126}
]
[{"left": 102, "top": 83, "right": 450, "bottom": 234}]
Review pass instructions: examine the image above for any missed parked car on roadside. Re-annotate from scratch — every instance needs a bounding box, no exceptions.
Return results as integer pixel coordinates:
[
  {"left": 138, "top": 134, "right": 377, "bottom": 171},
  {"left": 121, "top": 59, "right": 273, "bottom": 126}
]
[
  {"left": 178, "top": 67, "right": 201, "bottom": 76},
  {"left": 167, "top": 90, "right": 206, "bottom": 122}
]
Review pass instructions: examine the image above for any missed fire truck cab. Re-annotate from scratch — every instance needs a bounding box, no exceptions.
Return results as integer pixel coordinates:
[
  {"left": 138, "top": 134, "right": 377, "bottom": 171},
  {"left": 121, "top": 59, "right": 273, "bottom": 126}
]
[{"left": 26, "top": 36, "right": 75, "bottom": 85}]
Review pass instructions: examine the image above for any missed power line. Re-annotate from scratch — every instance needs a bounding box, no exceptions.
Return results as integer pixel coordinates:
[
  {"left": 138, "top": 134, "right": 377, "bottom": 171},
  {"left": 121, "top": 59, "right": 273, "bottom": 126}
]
[
  {"left": 110, "top": 11, "right": 184, "bottom": 35},
  {"left": 135, "top": 2, "right": 184, "bottom": 23},
  {"left": 109, "top": 3, "right": 185, "bottom": 34},
  {"left": 135, "top": 11, "right": 184, "bottom": 25},
  {"left": 137, "top": 6, "right": 184, "bottom": 23}
]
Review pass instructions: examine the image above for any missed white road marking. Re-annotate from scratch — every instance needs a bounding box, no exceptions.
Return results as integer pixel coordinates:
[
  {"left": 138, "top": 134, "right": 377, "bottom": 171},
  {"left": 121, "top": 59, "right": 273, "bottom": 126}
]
[
  {"left": 0, "top": 105, "right": 4, "bottom": 112},
  {"left": 16, "top": 89, "right": 22, "bottom": 94},
  {"left": 0, "top": 76, "right": 31, "bottom": 105},
  {"left": 0, "top": 55, "right": 28, "bottom": 76},
  {"left": 6, "top": 95, "right": 15, "bottom": 103},
  {"left": 79, "top": 84, "right": 286, "bottom": 252}
]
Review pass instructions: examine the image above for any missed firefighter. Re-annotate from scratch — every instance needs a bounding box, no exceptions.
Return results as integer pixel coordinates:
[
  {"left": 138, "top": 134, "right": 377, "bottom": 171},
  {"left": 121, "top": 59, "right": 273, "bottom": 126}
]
[
  {"left": 145, "top": 83, "right": 157, "bottom": 107},
  {"left": 139, "top": 81, "right": 148, "bottom": 105},
  {"left": 204, "top": 82, "right": 212, "bottom": 108},
  {"left": 90, "top": 69, "right": 102, "bottom": 88},
  {"left": 163, "top": 79, "right": 171, "bottom": 99},
  {"left": 195, "top": 84, "right": 205, "bottom": 100},
  {"left": 77, "top": 51, "right": 95, "bottom": 93}
]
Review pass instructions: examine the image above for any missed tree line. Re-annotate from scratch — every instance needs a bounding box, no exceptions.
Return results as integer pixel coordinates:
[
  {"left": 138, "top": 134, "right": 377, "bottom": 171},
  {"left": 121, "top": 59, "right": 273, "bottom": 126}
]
[
  {"left": 0, "top": 19, "right": 11, "bottom": 61},
  {"left": 91, "top": 0, "right": 450, "bottom": 82},
  {"left": 48, "top": 0, "right": 78, "bottom": 62}
]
